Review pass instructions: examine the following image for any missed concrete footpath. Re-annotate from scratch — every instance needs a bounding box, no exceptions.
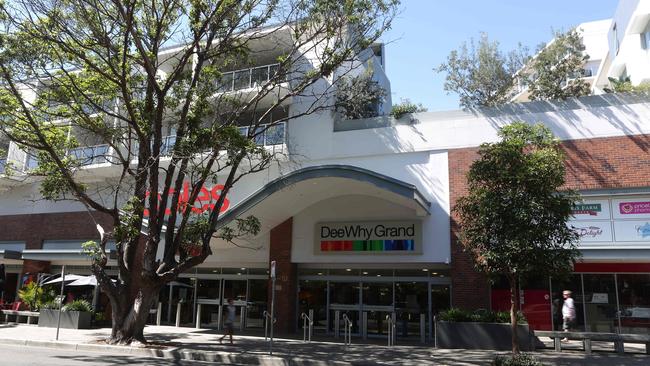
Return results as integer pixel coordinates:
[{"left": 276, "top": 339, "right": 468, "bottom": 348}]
[{"left": 0, "top": 324, "right": 648, "bottom": 365}]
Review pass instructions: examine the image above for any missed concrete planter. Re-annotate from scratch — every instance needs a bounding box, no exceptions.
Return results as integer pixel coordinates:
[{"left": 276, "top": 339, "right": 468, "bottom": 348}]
[
  {"left": 436, "top": 321, "right": 535, "bottom": 351},
  {"left": 38, "top": 309, "right": 92, "bottom": 329}
]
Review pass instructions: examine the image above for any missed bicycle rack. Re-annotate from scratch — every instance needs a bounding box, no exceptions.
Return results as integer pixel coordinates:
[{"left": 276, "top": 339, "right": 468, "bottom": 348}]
[
  {"left": 342, "top": 314, "right": 352, "bottom": 346},
  {"left": 386, "top": 314, "right": 396, "bottom": 347},
  {"left": 301, "top": 311, "right": 314, "bottom": 343},
  {"left": 263, "top": 310, "right": 276, "bottom": 341}
]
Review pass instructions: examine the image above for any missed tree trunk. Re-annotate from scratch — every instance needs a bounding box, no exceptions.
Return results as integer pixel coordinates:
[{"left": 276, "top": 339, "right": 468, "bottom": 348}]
[
  {"left": 106, "top": 284, "right": 161, "bottom": 345},
  {"left": 510, "top": 277, "right": 520, "bottom": 355}
]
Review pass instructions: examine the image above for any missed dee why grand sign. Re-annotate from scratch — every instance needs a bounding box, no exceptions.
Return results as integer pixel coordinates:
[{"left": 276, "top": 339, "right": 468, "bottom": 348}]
[{"left": 315, "top": 221, "right": 422, "bottom": 253}]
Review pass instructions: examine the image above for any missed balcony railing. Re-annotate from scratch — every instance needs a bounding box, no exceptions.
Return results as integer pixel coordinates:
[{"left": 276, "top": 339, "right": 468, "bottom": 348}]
[
  {"left": 0, "top": 158, "right": 6, "bottom": 174},
  {"left": 237, "top": 122, "right": 286, "bottom": 146},
  {"left": 216, "top": 63, "right": 282, "bottom": 93},
  {"left": 69, "top": 144, "right": 110, "bottom": 166}
]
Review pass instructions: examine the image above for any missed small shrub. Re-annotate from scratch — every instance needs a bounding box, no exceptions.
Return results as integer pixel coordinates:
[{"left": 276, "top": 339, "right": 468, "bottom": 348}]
[
  {"left": 438, "top": 308, "right": 527, "bottom": 324},
  {"left": 62, "top": 299, "right": 92, "bottom": 312},
  {"left": 17, "top": 282, "right": 56, "bottom": 311},
  {"left": 493, "top": 353, "right": 544, "bottom": 366},
  {"left": 390, "top": 99, "right": 427, "bottom": 119}
]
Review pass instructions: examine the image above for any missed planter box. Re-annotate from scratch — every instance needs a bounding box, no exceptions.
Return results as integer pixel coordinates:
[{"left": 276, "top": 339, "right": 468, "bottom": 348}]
[
  {"left": 38, "top": 309, "right": 92, "bottom": 329},
  {"left": 436, "top": 321, "right": 536, "bottom": 351}
]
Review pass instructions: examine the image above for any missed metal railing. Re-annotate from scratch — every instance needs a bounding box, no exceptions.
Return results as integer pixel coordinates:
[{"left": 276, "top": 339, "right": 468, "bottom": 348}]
[
  {"left": 301, "top": 311, "right": 313, "bottom": 343},
  {"left": 342, "top": 313, "right": 352, "bottom": 347},
  {"left": 263, "top": 310, "right": 276, "bottom": 341},
  {"left": 69, "top": 144, "right": 110, "bottom": 166},
  {"left": 386, "top": 314, "right": 395, "bottom": 347},
  {"left": 237, "top": 121, "right": 285, "bottom": 147},
  {"left": 216, "top": 63, "right": 283, "bottom": 93}
]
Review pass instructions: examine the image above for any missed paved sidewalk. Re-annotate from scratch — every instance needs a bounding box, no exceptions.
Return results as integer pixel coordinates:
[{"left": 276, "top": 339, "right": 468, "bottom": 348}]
[{"left": 0, "top": 324, "right": 648, "bottom": 365}]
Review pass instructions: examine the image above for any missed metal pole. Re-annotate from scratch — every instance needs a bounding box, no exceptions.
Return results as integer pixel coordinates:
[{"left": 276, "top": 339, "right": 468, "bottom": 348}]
[
  {"left": 156, "top": 302, "right": 162, "bottom": 326},
  {"left": 420, "top": 314, "right": 426, "bottom": 344},
  {"left": 196, "top": 304, "right": 202, "bottom": 329},
  {"left": 55, "top": 265, "right": 66, "bottom": 341},
  {"left": 270, "top": 275, "right": 275, "bottom": 355},
  {"left": 175, "top": 302, "right": 182, "bottom": 327},
  {"left": 308, "top": 309, "right": 314, "bottom": 342},
  {"left": 434, "top": 315, "right": 438, "bottom": 348}
]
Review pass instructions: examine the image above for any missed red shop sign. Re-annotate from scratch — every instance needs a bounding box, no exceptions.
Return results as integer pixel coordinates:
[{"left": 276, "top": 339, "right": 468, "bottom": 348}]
[{"left": 143, "top": 181, "right": 230, "bottom": 217}]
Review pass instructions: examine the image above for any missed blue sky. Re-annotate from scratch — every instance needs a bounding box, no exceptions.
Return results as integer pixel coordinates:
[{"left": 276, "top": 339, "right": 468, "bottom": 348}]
[{"left": 380, "top": 0, "right": 618, "bottom": 112}]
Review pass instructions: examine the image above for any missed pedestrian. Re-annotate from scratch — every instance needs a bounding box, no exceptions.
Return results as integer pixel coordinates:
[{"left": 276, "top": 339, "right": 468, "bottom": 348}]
[
  {"left": 219, "top": 298, "right": 236, "bottom": 344},
  {"left": 561, "top": 290, "right": 576, "bottom": 342}
]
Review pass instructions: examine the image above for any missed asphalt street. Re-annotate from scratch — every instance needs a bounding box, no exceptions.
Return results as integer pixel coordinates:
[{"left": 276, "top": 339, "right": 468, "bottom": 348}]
[{"left": 0, "top": 344, "right": 240, "bottom": 366}]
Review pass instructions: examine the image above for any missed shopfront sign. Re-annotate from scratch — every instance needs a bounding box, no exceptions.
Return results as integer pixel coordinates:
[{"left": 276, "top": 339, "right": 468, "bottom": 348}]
[
  {"left": 143, "top": 181, "right": 230, "bottom": 217},
  {"left": 570, "top": 200, "right": 610, "bottom": 220},
  {"left": 613, "top": 198, "right": 650, "bottom": 219},
  {"left": 613, "top": 220, "right": 650, "bottom": 242},
  {"left": 569, "top": 221, "right": 613, "bottom": 242},
  {"left": 315, "top": 221, "right": 421, "bottom": 253}
]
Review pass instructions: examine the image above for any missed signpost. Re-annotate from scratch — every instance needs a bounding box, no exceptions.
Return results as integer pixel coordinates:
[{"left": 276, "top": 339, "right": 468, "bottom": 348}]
[
  {"left": 55, "top": 265, "right": 66, "bottom": 340},
  {"left": 269, "top": 260, "right": 276, "bottom": 355}
]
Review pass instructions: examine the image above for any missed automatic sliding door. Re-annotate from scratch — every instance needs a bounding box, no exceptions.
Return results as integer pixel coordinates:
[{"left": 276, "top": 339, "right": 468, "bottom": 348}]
[
  {"left": 329, "top": 282, "right": 361, "bottom": 334},
  {"left": 362, "top": 282, "right": 393, "bottom": 337}
]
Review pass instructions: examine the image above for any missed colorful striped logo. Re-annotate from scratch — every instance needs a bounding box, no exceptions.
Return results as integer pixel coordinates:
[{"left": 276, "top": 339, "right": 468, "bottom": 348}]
[{"left": 320, "top": 239, "right": 415, "bottom": 252}]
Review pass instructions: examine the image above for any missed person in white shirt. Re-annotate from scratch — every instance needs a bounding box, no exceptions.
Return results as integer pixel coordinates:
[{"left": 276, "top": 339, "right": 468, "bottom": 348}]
[
  {"left": 219, "top": 298, "right": 236, "bottom": 344},
  {"left": 561, "top": 290, "right": 576, "bottom": 342}
]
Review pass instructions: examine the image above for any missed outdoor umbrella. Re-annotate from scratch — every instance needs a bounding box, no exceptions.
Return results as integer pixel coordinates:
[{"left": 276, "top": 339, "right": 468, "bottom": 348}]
[
  {"left": 42, "top": 274, "right": 85, "bottom": 285},
  {"left": 67, "top": 276, "right": 97, "bottom": 287}
]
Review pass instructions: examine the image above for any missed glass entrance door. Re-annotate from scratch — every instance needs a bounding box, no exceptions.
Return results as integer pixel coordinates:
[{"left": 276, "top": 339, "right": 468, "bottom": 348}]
[
  {"left": 329, "top": 282, "right": 361, "bottom": 334},
  {"left": 196, "top": 279, "right": 221, "bottom": 328},
  {"left": 362, "top": 282, "right": 394, "bottom": 337},
  {"left": 395, "top": 282, "right": 428, "bottom": 339}
]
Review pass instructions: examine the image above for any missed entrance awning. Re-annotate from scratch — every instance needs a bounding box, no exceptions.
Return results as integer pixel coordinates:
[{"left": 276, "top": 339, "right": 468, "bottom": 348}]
[{"left": 217, "top": 164, "right": 431, "bottom": 230}]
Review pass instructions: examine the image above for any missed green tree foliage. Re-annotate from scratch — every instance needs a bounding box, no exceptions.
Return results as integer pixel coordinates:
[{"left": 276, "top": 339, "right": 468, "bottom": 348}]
[
  {"left": 436, "top": 33, "right": 529, "bottom": 109},
  {"left": 390, "top": 98, "right": 427, "bottom": 119},
  {"left": 17, "top": 281, "right": 55, "bottom": 311},
  {"left": 526, "top": 29, "right": 591, "bottom": 101},
  {"left": 454, "top": 122, "right": 580, "bottom": 354},
  {"left": 0, "top": 0, "right": 399, "bottom": 344},
  {"left": 603, "top": 76, "right": 650, "bottom": 94},
  {"left": 336, "top": 71, "right": 387, "bottom": 119}
]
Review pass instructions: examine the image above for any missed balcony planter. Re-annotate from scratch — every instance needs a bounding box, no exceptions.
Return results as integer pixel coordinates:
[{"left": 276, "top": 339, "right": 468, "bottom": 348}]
[
  {"left": 436, "top": 320, "right": 536, "bottom": 351},
  {"left": 38, "top": 308, "right": 92, "bottom": 329}
]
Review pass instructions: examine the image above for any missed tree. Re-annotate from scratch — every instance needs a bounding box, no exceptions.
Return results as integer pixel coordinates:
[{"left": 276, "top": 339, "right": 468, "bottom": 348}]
[
  {"left": 603, "top": 76, "right": 650, "bottom": 94},
  {"left": 454, "top": 122, "right": 580, "bottom": 354},
  {"left": 0, "top": 0, "right": 398, "bottom": 344},
  {"left": 436, "top": 33, "right": 529, "bottom": 109},
  {"left": 526, "top": 29, "right": 591, "bottom": 101}
]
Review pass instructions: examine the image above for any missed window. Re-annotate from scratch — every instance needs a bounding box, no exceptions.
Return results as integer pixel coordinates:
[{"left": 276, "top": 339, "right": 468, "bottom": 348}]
[{"left": 641, "top": 22, "right": 650, "bottom": 50}]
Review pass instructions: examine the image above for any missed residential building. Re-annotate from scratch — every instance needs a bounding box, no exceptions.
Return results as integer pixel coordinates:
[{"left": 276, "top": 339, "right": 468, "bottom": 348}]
[{"left": 510, "top": 0, "right": 650, "bottom": 103}]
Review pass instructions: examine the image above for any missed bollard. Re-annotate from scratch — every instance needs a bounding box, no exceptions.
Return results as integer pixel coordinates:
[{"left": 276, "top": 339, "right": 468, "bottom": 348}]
[
  {"left": 362, "top": 312, "right": 368, "bottom": 340},
  {"left": 334, "top": 310, "right": 340, "bottom": 339},
  {"left": 308, "top": 309, "right": 314, "bottom": 341},
  {"left": 156, "top": 302, "right": 162, "bottom": 326},
  {"left": 196, "top": 304, "right": 202, "bottom": 329},
  {"left": 175, "top": 303, "right": 182, "bottom": 327},
  {"left": 420, "top": 314, "right": 426, "bottom": 344},
  {"left": 240, "top": 306, "right": 246, "bottom": 331}
]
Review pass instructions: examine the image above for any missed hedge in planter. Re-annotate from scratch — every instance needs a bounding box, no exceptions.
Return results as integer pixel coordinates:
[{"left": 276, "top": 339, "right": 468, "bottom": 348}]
[
  {"left": 38, "top": 300, "right": 92, "bottom": 329},
  {"left": 436, "top": 308, "right": 536, "bottom": 351}
]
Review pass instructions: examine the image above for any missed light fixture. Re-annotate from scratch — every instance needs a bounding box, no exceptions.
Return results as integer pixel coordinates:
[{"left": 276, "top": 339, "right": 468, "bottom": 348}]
[
  {"left": 317, "top": 272, "right": 323, "bottom": 275},
  {"left": 362, "top": 271, "right": 368, "bottom": 275},
  {"left": 432, "top": 272, "right": 438, "bottom": 275},
  {"left": 237, "top": 272, "right": 242, "bottom": 275},
  {"left": 376, "top": 274, "right": 381, "bottom": 277},
  {"left": 240, "top": 267, "right": 246, "bottom": 271},
  {"left": 422, "top": 269, "right": 429, "bottom": 272},
  {"left": 346, "top": 268, "right": 352, "bottom": 272}
]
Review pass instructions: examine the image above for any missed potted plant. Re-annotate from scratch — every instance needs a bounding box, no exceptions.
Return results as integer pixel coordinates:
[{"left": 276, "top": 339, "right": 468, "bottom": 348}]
[
  {"left": 436, "top": 308, "right": 536, "bottom": 351},
  {"left": 17, "top": 282, "right": 55, "bottom": 311},
  {"left": 39, "top": 299, "right": 93, "bottom": 329}
]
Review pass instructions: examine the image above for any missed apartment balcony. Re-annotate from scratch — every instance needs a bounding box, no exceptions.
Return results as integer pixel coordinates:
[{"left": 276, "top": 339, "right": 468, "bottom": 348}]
[
  {"left": 214, "top": 63, "right": 289, "bottom": 109},
  {"left": 69, "top": 144, "right": 110, "bottom": 166}
]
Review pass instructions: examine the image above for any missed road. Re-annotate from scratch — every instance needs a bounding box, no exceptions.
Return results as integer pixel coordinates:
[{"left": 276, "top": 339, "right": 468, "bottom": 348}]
[{"left": 0, "top": 344, "right": 237, "bottom": 366}]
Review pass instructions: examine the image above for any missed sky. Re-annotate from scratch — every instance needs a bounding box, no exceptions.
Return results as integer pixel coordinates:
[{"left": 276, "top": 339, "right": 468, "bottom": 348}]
[{"left": 380, "top": 0, "right": 619, "bottom": 112}]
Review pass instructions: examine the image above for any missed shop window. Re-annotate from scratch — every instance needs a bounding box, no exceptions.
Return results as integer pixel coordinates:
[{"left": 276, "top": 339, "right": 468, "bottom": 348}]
[
  {"left": 617, "top": 274, "right": 650, "bottom": 334},
  {"left": 298, "top": 280, "right": 327, "bottom": 332},
  {"left": 582, "top": 274, "right": 618, "bottom": 333},
  {"left": 550, "top": 275, "right": 585, "bottom": 331}
]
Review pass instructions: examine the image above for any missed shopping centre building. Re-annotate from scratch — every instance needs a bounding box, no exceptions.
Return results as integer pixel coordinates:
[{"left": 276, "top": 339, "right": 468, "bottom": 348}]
[
  {"left": 2, "top": 91, "right": 650, "bottom": 341},
  {"left": 1, "top": 0, "right": 650, "bottom": 342}
]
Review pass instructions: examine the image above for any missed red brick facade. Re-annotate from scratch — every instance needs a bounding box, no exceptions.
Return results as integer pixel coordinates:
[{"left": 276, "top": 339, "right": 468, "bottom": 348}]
[
  {"left": 448, "top": 134, "right": 650, "bottom": 310},
  {"left": 268, "top": 217, "right": 297, "bottom": 334}
]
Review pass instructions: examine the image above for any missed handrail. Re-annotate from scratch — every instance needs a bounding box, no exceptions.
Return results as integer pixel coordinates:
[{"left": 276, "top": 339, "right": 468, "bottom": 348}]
[
  {"left": 301, "top": 312, "right": 313, "bottom": 343},
  {"left": 386, "top": 314, "right": 395, "bottom": 347},
  {"left": 263, "top": 310, "right": 276, "bottom": 341},
  {"left": 342, "top": 313, "right": 352, "bottom": 346}
]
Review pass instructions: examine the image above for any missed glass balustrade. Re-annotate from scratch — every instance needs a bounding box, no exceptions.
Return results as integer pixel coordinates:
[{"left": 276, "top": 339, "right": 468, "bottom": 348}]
[
  {"left": 216, "top": 63, "right": 283, "bottom": 93},
  {"left": 237, "top": 122, "right": 285, "bottom": 147},
  {"left": 69, "top": 144, "right": 110, "bottom": 166}
]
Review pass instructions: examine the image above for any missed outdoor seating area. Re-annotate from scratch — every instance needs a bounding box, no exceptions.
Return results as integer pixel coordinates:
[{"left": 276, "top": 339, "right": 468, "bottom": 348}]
[{"left": 1, "top": 301, "right": 40, "bottom": 324}]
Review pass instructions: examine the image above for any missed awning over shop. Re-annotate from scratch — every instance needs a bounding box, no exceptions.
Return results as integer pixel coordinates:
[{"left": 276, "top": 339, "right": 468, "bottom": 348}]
[{"left": 217, "top": 164, "right": 431, "bottom": 231}]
